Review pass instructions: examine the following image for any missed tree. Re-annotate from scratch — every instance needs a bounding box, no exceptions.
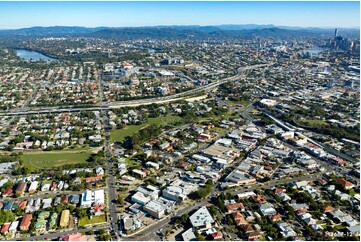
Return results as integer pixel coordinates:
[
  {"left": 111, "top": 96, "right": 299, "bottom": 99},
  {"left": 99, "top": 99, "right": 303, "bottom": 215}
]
[
  {"left": 208, "top": 205, "right": 218, "bottom": 217},
  {"left": 76, "top": 208, "right": 88, "bottom": 218},
  {"left": 165, "top": 229, "right": 172, "bottom": 238},
  {"left": 99, "top": 230, "right": 111, "bottom": 241},
  {"left": 0, "top": 181, "right": 14, "bottom": 192},
  {"left": 196, "top": 234, "right": 206, "bottom": 241},
  {"left": 180, "top": 214, "right": 189, "bottom": 224},
  {"left": 117, "top": 194, "right": 125, "bottom": 206},
  {"left": 0, "top": 211, "right": 14, "bottom": 225}
]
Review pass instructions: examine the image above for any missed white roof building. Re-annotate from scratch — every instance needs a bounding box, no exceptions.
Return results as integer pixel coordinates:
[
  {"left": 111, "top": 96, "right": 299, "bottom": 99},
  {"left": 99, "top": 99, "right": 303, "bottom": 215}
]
[
  {"left": 28, "top": 181, "right": 39, "bottom": 192},
  {"left": 143, "top": 200, "right": 167, "bottom": 219},
  {"left": 182, "top": 228, "right": 197, "bottom": 241},
  {"left": 162, "top": 186, "right": 187, "bottom": 201},
  {"left": 131, "top": 191, "right": 151, "bottom": 206},
  {"left": 277, "top": 222, "right": 297, "bottom": 238},
  {"left": 9, "top": 221, "right": 19, "bottom": 232},
  {"left": 81, "top": 190, "right": 105, "bottom": 207},
  {"left": 216, "top": 138, "right": 233, "bottom": 147},
  {"left": 189, "top": 206, "right": 214, "bottom": 229}
]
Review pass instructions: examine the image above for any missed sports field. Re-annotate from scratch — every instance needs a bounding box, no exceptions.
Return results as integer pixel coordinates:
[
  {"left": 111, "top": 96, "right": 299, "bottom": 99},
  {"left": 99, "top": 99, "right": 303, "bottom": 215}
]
[{"left": 21, "top": 151, "right": 91, "bottom": 170}]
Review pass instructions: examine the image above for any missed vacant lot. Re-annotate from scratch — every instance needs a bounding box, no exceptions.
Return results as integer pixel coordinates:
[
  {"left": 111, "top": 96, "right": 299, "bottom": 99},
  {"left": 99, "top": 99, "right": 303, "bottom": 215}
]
[
  {"left": 110, "top": 115, "right": 182, "bottom": 143},
  {"left": 21, "top": 151, "right": 91, "bottom": 171},
  {"left": 148, "top": 115, "right": 183, "bottom": 125},
  {"left": 78, "top": 215, "right": 106, "bottom": 227},
  {"left": 226, "top": 99, "right": 250, "bottom": 107},
  {"left": 110, "top": 124, "right": 147, "bottom": 143}
]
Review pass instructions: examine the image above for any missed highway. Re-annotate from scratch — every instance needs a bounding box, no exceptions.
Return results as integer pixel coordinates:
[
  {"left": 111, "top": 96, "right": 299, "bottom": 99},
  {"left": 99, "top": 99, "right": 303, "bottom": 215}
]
[
  {"left": 2, "top": 63, "right": 272, "bottom": 241},
  {"left": 0, "top": 64, "right": 271, "bottom": 117},
  {"left": 263, "top": 111, "right": 358, "bottom": 164}
]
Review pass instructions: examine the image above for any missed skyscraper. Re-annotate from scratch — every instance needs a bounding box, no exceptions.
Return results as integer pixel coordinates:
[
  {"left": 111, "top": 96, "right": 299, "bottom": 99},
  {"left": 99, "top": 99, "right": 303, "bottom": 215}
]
[{"left": 334, "top": 28, "right": 338, "bottom": 38}]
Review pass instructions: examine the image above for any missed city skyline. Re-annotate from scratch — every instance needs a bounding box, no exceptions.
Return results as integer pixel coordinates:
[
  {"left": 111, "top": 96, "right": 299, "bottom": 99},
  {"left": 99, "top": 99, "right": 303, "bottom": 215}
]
[{"left": 0, "top": 1, "right": 359, "bottom": 29}]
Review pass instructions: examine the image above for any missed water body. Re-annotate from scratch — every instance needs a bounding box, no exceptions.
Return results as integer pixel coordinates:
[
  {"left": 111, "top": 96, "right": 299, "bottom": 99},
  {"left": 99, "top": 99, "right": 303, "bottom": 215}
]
[{"left": 16, "top": 49, "right": 59, "bottom": 62}]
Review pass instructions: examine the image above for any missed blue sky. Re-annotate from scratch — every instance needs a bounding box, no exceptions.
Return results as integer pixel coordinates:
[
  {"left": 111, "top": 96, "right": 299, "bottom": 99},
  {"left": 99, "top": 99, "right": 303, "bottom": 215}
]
[{"left": 0, "top": 1, "right": 359, "bottom": 29}]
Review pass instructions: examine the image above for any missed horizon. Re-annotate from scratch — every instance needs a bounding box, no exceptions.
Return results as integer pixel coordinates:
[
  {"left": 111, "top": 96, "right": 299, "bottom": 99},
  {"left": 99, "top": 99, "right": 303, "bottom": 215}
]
[
  {"left": 1, "top": 23, "right": 360, "bottom": 31},
  {"left": 0, "top": 1, "right": 359, "bottom": 29}
]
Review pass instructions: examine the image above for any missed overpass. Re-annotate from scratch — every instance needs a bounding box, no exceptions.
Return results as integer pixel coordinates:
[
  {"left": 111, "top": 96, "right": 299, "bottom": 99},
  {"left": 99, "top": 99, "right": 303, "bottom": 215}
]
[
  {"left": 263, "top": 111, "right": 358, "bottom": 163},
  {"left": 0, "top": 64, "right": 271, "bottom": 116}
]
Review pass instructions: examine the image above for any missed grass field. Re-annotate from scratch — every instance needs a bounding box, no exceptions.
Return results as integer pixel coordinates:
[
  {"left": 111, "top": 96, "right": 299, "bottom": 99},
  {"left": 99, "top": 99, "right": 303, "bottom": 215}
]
[
  {"left": 21, "top": 151, "right": 91, "bottom": 171},
  {"left": 198, "top": 111, "right": 240, "bottom": 122},
  {"left": 78, "top": 215, "right": 106, "bottom": 227},
  {"left": 212, "top": 127, "right": 228, "bottom": 135},
  {"left": 148, "top": 115, "right": 182, "bottom": 125},
  {"left": 300, "top": 119, "right": 329, "bottom": 127},
  {"left": 110, "top": 124, "right": 147, "bottom": 143},
  {"left": 125, "top": 157, "right": 142, "bottom": 169},
  {"left": 226, "top": 99, "right": 250, "bottom": 107},
  {"left": 110, "top": 115, "right": 182, "bottom": 143}
]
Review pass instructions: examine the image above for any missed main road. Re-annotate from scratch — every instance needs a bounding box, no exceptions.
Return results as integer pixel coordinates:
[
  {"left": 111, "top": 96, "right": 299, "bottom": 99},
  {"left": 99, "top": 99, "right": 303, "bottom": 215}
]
[
  {"left": 263, "top": 111, "right": 358, "bottom": 164},
  {"left": 0, "top": 64, "right": 271, "bottom": 117},
  {"left": 11, "top": 224, "right": 109, "bottom": 241},
  {"left": 99, "top": 69, "right": 121, "bottom": 240},
  {"left": 125, "top": 172, "right": 323, "bottom": 241}
]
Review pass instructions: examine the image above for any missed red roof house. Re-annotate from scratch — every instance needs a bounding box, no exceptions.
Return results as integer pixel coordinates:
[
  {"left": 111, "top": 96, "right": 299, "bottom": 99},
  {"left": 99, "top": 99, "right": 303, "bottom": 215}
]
[{"left": 60, "top": 232, "right": 87, "bottom": 241}]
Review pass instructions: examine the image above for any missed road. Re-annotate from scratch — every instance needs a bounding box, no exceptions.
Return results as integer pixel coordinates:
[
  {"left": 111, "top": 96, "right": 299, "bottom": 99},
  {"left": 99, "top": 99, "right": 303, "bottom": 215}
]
[
  {"left": 0, "top": 189, "right": 88, "bottom": 204},
  {"left": 280, "top": 140, "right": 356, "bottom": 179},
  {"left": 99, "top": 71, "right": 120, "bottom": 240},
  {"left": 3, "top": 63, "right": 272, "bottom": 240},
  {"left": 12, "top": 224, "right": 109, "bottom": 241},
  {"left": 125, "top": 171, "right": 323, "bottom": 241},
  {"left": 263, "top": 111, "right": 358, "bottom": 164},
  {"left": 126, "top": 199, "right": 211, "bottom": 241},
  {"left": 0, "top": 64, "right": 271, "bottom": 117}
]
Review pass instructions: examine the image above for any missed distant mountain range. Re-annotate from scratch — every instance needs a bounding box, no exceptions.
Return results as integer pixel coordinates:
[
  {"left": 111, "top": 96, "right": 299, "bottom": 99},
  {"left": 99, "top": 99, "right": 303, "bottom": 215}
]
[{"left": 0, "top": 24, "right": 359, "bottom": 39}]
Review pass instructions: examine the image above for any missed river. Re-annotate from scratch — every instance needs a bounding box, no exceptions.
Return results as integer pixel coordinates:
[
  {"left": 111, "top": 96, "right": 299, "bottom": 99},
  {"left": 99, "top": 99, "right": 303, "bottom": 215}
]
[{"left": 16, "top": 49, "right": 59, "bottom": 62}]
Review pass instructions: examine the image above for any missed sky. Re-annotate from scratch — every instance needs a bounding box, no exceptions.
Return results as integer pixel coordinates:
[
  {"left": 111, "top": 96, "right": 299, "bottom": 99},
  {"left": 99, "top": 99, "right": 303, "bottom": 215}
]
[{"left": 0, "top": 1, "right": 359, "bottom": 29}]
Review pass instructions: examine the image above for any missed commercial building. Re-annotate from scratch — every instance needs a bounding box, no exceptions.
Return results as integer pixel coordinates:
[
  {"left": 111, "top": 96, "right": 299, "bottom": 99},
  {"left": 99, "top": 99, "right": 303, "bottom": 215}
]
[
  {"left": 259, "top": 99, "right": 277, "bottom": 107},
  {"left": 136, "top": 185, "right": 161, "bottom": 200},
  {"left": 182, "top": 228, "right": 197, "bottom": 241},
  {"left": 189, "top": 206, "right": 215, "bottom": 230},
  {"left": 80, "top": 190, "right": 105, "bottom": 207},
  {"left": 131, "top": 192, "right": 151, "bottom": 206},
  {"left": 122, "top": 216, "right": 142, "bottom": 231},
  {"left": 225, "top": 170, "right": 256, "bottom": 185},
  {"left": 162, "top": 186, "right": 187, "bottom": 201},
  {"left": 143, "top": 200, "right": 167, "bottom": 219}
]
